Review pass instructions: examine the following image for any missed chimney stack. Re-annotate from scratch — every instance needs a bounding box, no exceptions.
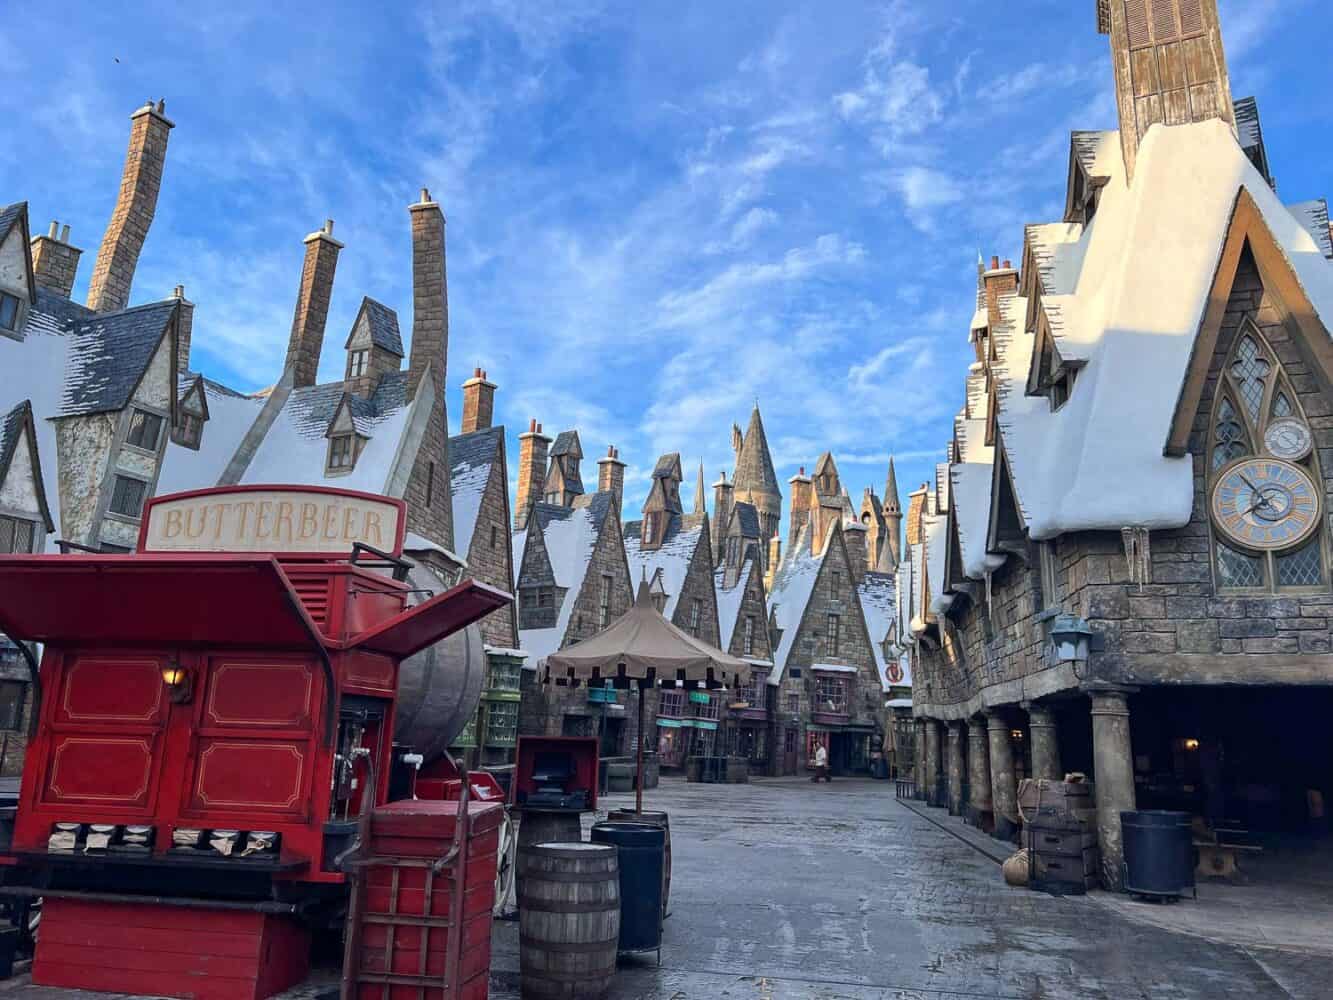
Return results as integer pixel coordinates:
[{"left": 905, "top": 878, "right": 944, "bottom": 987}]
[
  {"left": 407, "top": 188, "right": 448, "bottom": 402},
  {"left": 87, "top": 100, "right": 174, "bottom": 313},
  {"left": 515, "top": 419, "right": 552, "bottom": 531},
  {"left": 461, "top": 367, "right": 496, "bottom": 433},
  {"left": 1100, "top": 0, "right": 1235, "bottom": 181},
  {"left": 712, "top": 473, "right": 734, "bottom": 564},
  {"left": 30, "top": 221, "right": 82, "bottom": 299},
  {"left": 765, "top": 533, "right": 782, "bottom": 592},
  {"left": 597, "top": 445, "right": 627, "bottom": 514},
  {"left": 982, "top": 255, "right": 1020, "bottom": 331},
  {"left": 788, "top": 466, "right": 812, "bottom": 550},
  {"left": 283, "top": 219, "right": 343, "bottom": 388},
  {"left": 844, "top": 521, "right": 868, "bottom": 584},
  {"left": 172, "top": 284, "right": 194, "bottom": 373}
]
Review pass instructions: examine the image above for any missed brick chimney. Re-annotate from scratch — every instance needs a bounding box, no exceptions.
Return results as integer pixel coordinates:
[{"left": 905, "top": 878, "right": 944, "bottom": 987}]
[
  {"left": 407, "top": 188, "right": 448, "bottom": 402},
  {"left": 597, "top": 445, "right": 626, "bottom": 514},
  {"left": 172, "top": 284, "right": 194, "bottom": 373},
  {"left": 906, "top": 485, "right": 929, "bottom": 547},
  {"left": 1099, "top": 0, "right": 1235, "bottom": 181},
  {"left": 712, "top": 472, "right": 734, "bottom": 563},
  {"left": 87, "top": 100, "right": 174, "bottom": 313},
  {"left": 461, "top": 367, "right": 496, "bottom": 433},
  {"left": 844, "top": 520, "right": 868, "bottom": 584},
  {"left": 765, "top": 533, "right": 782, "bottom": 592},
  {"left": 30, "top": 222, "right": 82, "bottom": 299},
  {"left": 983, "top": 256, "right": 1020, "bottom": 331},
  {"left": 515, "top": 419, "right": 552, "bottom": 531},
  {"left": 283, "top": 220, "right": 342, "bottom": 388},
  {"left": 788, "top": 467, "right": 812, "bottom": 550}
]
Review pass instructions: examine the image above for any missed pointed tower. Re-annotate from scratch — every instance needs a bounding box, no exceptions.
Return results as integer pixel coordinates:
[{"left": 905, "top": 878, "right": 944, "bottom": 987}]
[
  {"left": 732, "top": 404, "right": 782, "bottom": 545},
  {"left": 693, "top": 460, "right": 706, "bottom": 515},
  {"left": 881, "top": 457, "right": 902, "bottom": 572}
]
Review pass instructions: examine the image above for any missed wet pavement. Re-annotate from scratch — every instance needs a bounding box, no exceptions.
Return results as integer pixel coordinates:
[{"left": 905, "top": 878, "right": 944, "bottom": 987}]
[{"left": 1, "top": 776, "right": 1327, "bottom": 998}]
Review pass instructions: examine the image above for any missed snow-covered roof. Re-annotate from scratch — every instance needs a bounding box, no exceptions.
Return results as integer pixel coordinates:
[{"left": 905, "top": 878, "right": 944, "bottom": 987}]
[
  {"left": 714, "top": 558, "right": 754, "bottom": 650},
  {"left": 1288, "top": 199, "right": 1333, "bottom": 259},
  {"left": 811, "top": 662, "right": 857, "bottom": 673},
  {"left": 157, "top": 376, "right": 264, "bottom": 495},
  {"left": 0, "top": 303, "right": 70, "bottom": 530},
  {"left": 856, "top": 570, "right": 897, "bottom": 689},
  {"left": 766, "top": 519, "right": 829, "bottom": 684},
  {"left": 60, "top": 300, "right": 176, "bottom": 417},
  {"left": 996, "top": 119, "right": 1333, "bottom": 540},
  {"left": 952, "top": 366, "right": 1004, "bottom": 581},
  {"left": 449, "top": 425, "right": 501, "bottom": 558},
  {"left": 923, "top": 507, "right": 950, "bottom": 616},
  {"left": 623, "top": 513, "right": 704, "bottom": 621},
  {"left": 239, "top": 371, "right": 415, "bottom": 495}
]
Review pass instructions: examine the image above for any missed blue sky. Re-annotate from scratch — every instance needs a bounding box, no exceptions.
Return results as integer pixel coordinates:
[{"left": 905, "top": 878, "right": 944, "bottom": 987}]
[{"left": 3, "top": 1, "right": 1329, "bottom": 516}]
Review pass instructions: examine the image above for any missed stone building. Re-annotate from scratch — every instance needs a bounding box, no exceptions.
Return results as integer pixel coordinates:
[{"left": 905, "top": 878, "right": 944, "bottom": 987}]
[
  {"left": 625, "top": 456, "right": 722, "bottom": 767},
  {"left": 730, "top": 405, "right": 782, "bottom": 574},
  {"left": 901, "top": 0, "right": 1333, "bottom": 889},
  {"left": 513, "top": 424, "right": 636, "bottom": 750},
  {"left": 766, "top": 452, "right": 893, "bottom": 776}
]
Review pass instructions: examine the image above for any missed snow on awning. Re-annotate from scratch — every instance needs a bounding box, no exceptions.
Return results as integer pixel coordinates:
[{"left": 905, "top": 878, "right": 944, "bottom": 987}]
[{"left": 810, "top": 662, "right": 858, "bottom": 674}]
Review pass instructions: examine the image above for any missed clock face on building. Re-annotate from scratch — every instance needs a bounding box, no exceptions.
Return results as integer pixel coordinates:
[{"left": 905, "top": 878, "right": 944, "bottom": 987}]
[
  {"left": 1211, "top": 457, "right": 1322, "bottom": 552},
  {"left": 1263, "top": 417, "right": 1314, "bottom": 462}
]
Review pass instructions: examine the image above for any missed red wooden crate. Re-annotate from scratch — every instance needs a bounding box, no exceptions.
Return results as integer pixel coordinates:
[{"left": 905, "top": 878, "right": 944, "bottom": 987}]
[{"left": 34, "top": 897, "right": 309, "bottom": 1000}]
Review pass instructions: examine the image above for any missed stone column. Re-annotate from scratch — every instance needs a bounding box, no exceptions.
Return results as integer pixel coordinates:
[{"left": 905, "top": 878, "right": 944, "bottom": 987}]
[
  {"left": 967, "top": 718, "right": 992, "bottom": 828},
  {"left": 1090, "top": 687, "right": 1137, "bottom": 892},
  {"left": 986, "top": 711, "right": 1019, "bottom": 841},
  {"left": 913, "top": 720, "right": 927, "bottom": 800},
  {"left": 1025, "top": 702, "right": 1063, "bottom": 782},
  {"left": 946, "top": 721, "right": 965, "bottom": 816},
  {"left": 923, "top": 720, "right": 943, "bottom": 808}
]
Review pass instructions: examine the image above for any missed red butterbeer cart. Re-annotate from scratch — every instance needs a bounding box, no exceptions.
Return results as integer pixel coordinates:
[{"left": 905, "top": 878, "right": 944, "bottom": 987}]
[{"left": 0, "top": 485, "right": 511, "bottom": 999}]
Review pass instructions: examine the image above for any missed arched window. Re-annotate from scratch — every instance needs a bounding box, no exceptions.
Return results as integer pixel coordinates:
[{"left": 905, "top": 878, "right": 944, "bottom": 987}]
[{"left": 1207, "top": 322, "right": 1327, "bottom": 592}]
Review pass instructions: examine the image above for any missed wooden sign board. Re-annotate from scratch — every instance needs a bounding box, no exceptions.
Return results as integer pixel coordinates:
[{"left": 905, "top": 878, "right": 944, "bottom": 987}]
[{"left": 139, "top": 485, "right": 406, "bottom": 558}]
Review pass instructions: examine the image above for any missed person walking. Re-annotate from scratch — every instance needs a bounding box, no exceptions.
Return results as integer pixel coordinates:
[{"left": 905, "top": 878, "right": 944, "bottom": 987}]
[{"left": 810, "top": 742, "right": 831, "bottom": 783}]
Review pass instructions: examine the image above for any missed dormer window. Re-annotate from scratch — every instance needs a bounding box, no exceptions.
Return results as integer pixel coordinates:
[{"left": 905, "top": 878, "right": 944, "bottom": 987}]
[
  {"left": 1050, "top": 368, "right": 1076, "bottom": 411},
  {"left": 327, "top": 433, "right": 359, "bottom": 474},
  {"left": 347, "top": 349, "right": 368, "bottom": 379},
  {"left": 0, "top": 291, "right": 19, "bottom": 332},
  {"left": 173, "top": 412, "right": 203, "bottom": 450}
]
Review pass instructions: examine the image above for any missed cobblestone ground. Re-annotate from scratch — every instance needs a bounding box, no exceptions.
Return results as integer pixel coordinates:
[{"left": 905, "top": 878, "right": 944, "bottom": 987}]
[{"left": 2, "top": 777, "right": 1326, "bottom": 998}]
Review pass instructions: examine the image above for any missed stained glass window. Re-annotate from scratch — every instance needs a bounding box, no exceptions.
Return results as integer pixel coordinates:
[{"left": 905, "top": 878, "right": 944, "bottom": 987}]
[
  {"left": 1230, "top": 336, "right": 1271, "bottom": 423},
  {"left": 1272, "top": 390, "right": 1294, "bottom": 419},
  {"left": 1277, "top": 539, "right": 1324, "bottom": 588},
  {"left": 1213, "top": 396, "right": 1248, "bottom": 469},
  {"left": 1216, "top": 543, "right": 1263, "bottom": 589}
]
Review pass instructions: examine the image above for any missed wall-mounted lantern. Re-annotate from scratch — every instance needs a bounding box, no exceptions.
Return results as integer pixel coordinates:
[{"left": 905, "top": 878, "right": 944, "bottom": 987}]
[
  {"left": 1047, "top": 614, "right": 1094, "bottom": 665},
  {"left": 160, "top": 661, "right": 193, "bottom": 704}
]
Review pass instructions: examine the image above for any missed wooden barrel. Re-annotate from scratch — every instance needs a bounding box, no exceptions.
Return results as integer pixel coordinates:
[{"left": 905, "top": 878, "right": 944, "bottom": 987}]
[
  {"left": 519, "top": 842, "right": 620, "bottom": 999},
  {"left": 516, "top": 809, "right": 582, "bottom": 902},
  {"left": 607, "top": 808, "right": 671, "bottom": 919}
]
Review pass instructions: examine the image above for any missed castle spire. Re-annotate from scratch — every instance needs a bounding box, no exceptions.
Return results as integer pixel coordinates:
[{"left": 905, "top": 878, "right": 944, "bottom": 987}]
[
  {"left": 694, "top": 459, "right": 706, "bottom": 515},
  {"left": 880, "top": 457, "right": 902, "bottom": 572}
]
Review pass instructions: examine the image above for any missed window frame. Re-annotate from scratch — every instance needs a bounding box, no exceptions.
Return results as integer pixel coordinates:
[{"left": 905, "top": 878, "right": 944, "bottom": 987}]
[
  {"left": 825, "top": 612, "right": 840, "bottom": 656},
  {"left": 124, "top": 407, "right": 166, "bottom": 454},
  {"left": 326, "top": 433, "right": 358, "bottom": 475},
  {"left": 689, "top": 598, "right": 702, "bottom": 635},
  {"left": 346, "top": 349, "right": 369, "bottom": 379},
  {"left": 1206, "top": 321, "right": 1329, "bottom": 594},
  {"left": 107, "top": 474, "right": 150, "bottom": 520},
  {"left": 0, "top": 290, "right": 22, "bottom": 336},
  {"left": 599, "top": 574, "right": 612, "bottom": 627},
  {"left": 743, "top": 616, "right": 755, "bottom": 656},
  {"left": 171, "top": 411, "right": 204, "bottom": 450},
  {"left": 815, "top": 674, "right": 847, "bottom": 714},
  {"left": 0, "top": 515, "right": 37, "bottom": 554}
]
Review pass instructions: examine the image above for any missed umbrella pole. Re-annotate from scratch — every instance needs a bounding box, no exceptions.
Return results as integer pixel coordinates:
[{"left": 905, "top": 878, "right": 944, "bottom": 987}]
[{"left": 636, "top": 683, "right": 645, "bottom": 815}]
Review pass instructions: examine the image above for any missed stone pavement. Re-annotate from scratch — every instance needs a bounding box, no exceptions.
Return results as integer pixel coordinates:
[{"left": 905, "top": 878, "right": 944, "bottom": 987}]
[{"left": 2, "top": 777, "right": 1330, "bottom": 998}]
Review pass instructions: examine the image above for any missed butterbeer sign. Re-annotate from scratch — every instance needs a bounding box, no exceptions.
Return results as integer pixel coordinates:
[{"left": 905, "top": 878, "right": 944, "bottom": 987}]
[{"left": 139, "top": 486, "right": 406, "bottom": 557}]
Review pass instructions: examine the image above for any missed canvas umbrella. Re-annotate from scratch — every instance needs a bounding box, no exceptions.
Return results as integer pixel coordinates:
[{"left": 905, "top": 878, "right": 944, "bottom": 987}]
[{"left": 544, "top": 579, "right": 753, "bottom": 813}]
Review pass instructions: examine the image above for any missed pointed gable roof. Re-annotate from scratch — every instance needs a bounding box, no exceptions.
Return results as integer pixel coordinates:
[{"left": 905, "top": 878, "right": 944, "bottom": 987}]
[
  {"left": 344, "top": 297, "right": 404, "bottom": 356},
  {"left": 0, "top": 202, "right": 37, "bottom": 305},
  {"left": 550, "top": 430, "right": 582, "bottom": 459},
  {"left": 623, "top": 511, "right": 708, "bottom": 620},
  {"left": 449, "top": 424, "right": 503, "bottom": 558},
  {"left": 60, "top": 299, "right": 179, "bottom": 417},
  {"left": 732, "top": 405, "right": 780, "bottom": 502},
  {"left": 0, "top": 400, "right": 54, "bottom": 533}
]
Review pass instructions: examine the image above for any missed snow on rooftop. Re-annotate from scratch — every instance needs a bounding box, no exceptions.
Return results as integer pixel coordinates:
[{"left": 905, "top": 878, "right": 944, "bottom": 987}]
[
  {"left": 1288, "top": 199, "right": 1333, "bottom": 259},
  {"left": 450, "top": 456, "right": 490, "bottom": 560},
  {"left": 995, "top": 120, "right": 1333, "bottom": 540},
  {"left": 714, "top": 559, "right": 754, "bottom": 650},
  {"left": 810, "top": 662, "right": 858, "bottom": 673},
  {"left": 766, "top": 520, "right": 828, "bottom": 684},
  {"left": 856, "top": 570, "right": 897, "bottom": 687},
  {"left": 923, "top": 510, "right": 950, "bottom": 616},
  {"left": 623, "top": 515, "right": 702, "bottom": 621},
  {"left": 157, "top": 379, "right": 264, "bottom": 495}
]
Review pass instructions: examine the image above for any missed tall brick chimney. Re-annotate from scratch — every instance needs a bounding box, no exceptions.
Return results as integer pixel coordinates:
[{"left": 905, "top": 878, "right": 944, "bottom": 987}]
[
  {"left": 283, "top": 220, "right": 342, "bottom": 388},
  {"left": 712, "top": 473, "right": 734, "bottom": 563},
  {"left": 765, "top": 533, "right": 782, "bottom": 592},
  {"left": 461, "top": 368, "right": 496, "bottom": 433},
  {"left": 844, "top": 521, "right": 868, "bottom": 584},
  {"left": 597, "top": 445, "right": 626, "bottom": 514},
  {"left": 407, "top": 189, "right": 448, "bottom": 402},
  {"left": 515, "top": 419, "right": 552, "bottom": 531},
  {"left": 983, "top": 256, "right": 1019, "bottom": 331},
  {"left": 787, "top": 467, "right": 812, "bottom": 550},
  {"left": 30, "top": 222, "right": 82, "bottom": 299},
  {"left": 87, "top": 100, "right": 174, "bottom": 313},
  {"left": 173, "top": 284, "right": 194, "bottom": 373}
]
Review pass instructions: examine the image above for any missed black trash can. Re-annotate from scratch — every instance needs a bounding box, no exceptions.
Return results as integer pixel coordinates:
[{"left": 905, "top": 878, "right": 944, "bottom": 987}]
[
  {"left": 590, "top": 820, "right": 665, "bottom": 956},
  {"left": 1121, "top": 810, "right": 1193, "bottom": 899}
]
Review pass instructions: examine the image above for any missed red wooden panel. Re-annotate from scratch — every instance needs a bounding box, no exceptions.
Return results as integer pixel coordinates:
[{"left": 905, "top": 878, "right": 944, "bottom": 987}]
[
  {"left": 58, "top": 657, "right": 164, "bottom": 725},
  {"left": 343, "top": 653, "right": 396, "bottom": 693},
  {"left": 205, "top": 659, "right": 314, "bottom": 729},
  {"left": 43, "top": 734, "right": 155, "bottom": 806},
  {"left": 190, "top": 739, "right": 309, "bottom": 814},
  {"left": 37, "top": 942, "right": 262, "bottom": 979}
]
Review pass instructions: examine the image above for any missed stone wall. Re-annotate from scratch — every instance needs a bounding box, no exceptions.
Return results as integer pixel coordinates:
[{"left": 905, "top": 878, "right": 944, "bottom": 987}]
[
  {"left": 467, "top": 447, "right": 518, "bottom": 648},
  {"left": 725, "top": 561, "right": 773, "bottom": 661},
  {"left": 559, "top": 507, "right": 633, "bottom": 647},
  {"left": 668, "top": 519, "right": 722, "bottom": 648}
]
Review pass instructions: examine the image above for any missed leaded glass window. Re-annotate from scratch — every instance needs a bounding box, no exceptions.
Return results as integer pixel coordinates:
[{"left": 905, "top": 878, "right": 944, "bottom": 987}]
[
  {"left": 1212, "top": 396, "right": 1248, "bottom": 470},
  {"left": 1216, "top": 543, "right": 1264, "bottom": 589},
  {"left": 1230, "top": 335, "right": 1271, "bottom": 423},
  {"left": 1276, "top": 539, "right": 1324, "bottom": 588},
  {"left": 1272, "top": 390, "right": 1294, "bottom": 419}
]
